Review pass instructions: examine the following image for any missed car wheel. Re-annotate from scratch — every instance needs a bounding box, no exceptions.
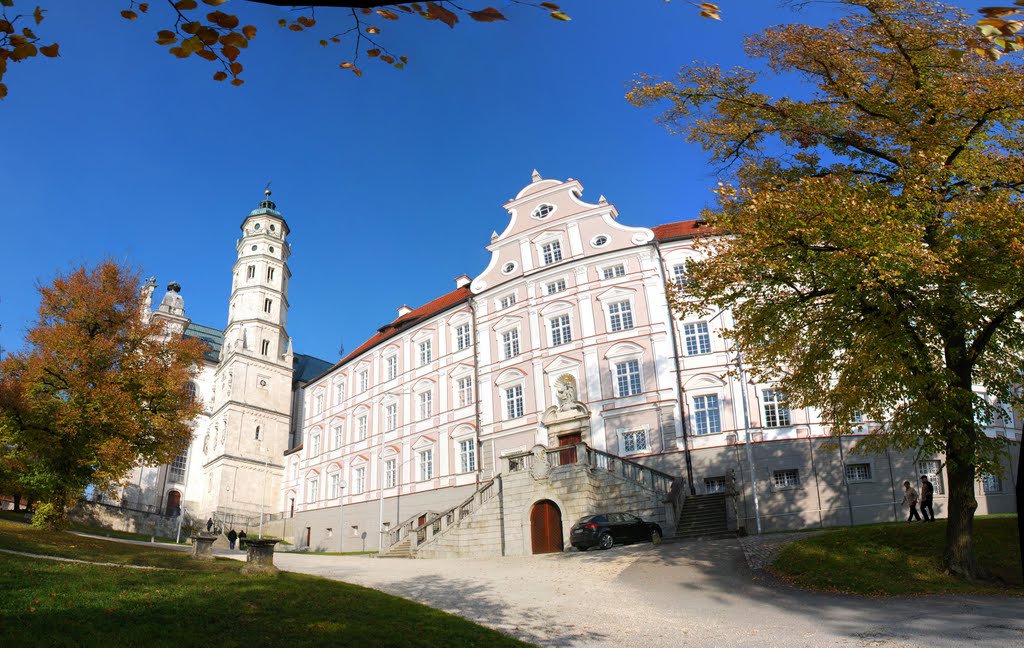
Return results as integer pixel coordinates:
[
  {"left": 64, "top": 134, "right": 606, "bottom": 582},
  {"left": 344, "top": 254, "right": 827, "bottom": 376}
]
[
  {"left": 598, "top": 532, "right": 614, "bottom": 550},
  {"left": 650, "top": 529, "right": 662, "bottom": 545}
]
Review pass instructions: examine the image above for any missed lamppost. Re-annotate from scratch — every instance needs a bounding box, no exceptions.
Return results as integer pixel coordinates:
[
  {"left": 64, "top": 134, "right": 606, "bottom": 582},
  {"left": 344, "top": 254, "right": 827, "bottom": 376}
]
[{"left": 337, "top": 479, "right": 347, "bottom": 552}]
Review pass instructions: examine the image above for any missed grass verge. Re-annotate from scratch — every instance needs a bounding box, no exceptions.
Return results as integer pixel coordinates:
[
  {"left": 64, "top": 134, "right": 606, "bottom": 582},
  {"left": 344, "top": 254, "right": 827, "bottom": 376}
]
[
  {"left": 0, "top": 519, "right": 527, "bottom": 647},
  {"left": 770, "top": 515, "right": 1022, "bottom": 596}
]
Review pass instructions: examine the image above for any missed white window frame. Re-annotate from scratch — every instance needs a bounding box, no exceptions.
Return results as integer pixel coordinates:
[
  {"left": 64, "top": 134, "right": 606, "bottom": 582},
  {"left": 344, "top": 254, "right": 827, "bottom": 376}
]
[
  {"left": 549, "top": 313, "right": 572, "bottom": 346},
  {"left": 313, "top": 392, "right": 324, "bottom": 415},
  {"left": 499, "top": 293, "right": 517, "bottom": 310},
  {"left": 772, "top": 469, "right": 801, "bottom": 490},
  {"left": 457, "top": 376, "right": 473, "bottom": 408},
  {"left": 704, "top": 476, "right": 727, "bottom": 494},
  {"left": 307, "top": 475, "right": 320, "bottom": 502},
  {"left": 358, "top": 369, "right": 369, "bottom": 393},
  {"left": 330, "top": 472, "right": 342, "bottom": 498},
  {"left": 455, "top": 323, "right": 472, "bottom": 351},
  {"left": 505, "top": 384, "right": 525, "bottom": 420},
  {"left": 762, "top": 389, "right": 792, "bottom": 428},
  {"left": 334, "top": 381, "right": 345, "bottom": 404},
  {"left": 333, "top": 423, "right": 344, "bottom": 449},
  {"left": 310, "top": 432, "right": 321, "bottom": 456},
  {"left": 418, "top": 449, "right": 434, "bottom": 481},
  {"left": 354, "top": 466, "right": 366, "bottom": 494},
  {"left": 418, "top": 339, "right": 433, "bottom": 366},
  {"left": 981, "top": 473, "right": 1002, "bottom": 494},
  {"left": 356, "top": 414, "right": 368, "bottom": 441},
  {"left": 682, "top": 321, "right": 712, "bottom": 355},
  {"left": 501, "top": 328, "right": 521, "bottom": 360},
  {"left": 692, "top": 394, "right": 722, "bottom": 435},
  {"left": 545, "top": 278, "right": 567, "bottom": 295},
  {"left": 614, "top": 359, "right": 642, "bottom": 397},
  {"left": 541, "top": 240, "right": 563, "bottom": 265},
  {"left": 418, "top": 390, "right": 433, "bottom": 420},
  {"left": 845, "top": 462, "right": 873, "bottom": 483},
  {"left": 384, "top": 403, "right": 398, "bottom": 432},
  {"left": 169, "top": 454, "right": 187, "bottom": 483},
  {"left": 918, "top": 460, "right": 944, "bottom": 495},
  {"left": 607, "top": 300, "right": 635, "bottom": 332},
  {"left": 620, "top": 428, "right": 649, "bottom": 455},
  {"left": 384, "top": 458, "right": 397, "bottom": 489},
  {"left": 458, "top": 439, "right": 477, "bottom": 473},
  {"left": 602, "top": 264, "right": 626, "bottom": 280},
  {"left": 385, "top": 355, "right": 398, "bottom": 381},
  {"left": 671, "top": 263, "right": 688, "bottom": 285}
]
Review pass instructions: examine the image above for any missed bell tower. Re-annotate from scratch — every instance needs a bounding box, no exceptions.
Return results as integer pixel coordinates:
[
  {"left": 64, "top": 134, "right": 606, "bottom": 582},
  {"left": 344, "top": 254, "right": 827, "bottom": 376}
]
[{"left": 200, "top": 189, "right": 296, "bottom": 522}]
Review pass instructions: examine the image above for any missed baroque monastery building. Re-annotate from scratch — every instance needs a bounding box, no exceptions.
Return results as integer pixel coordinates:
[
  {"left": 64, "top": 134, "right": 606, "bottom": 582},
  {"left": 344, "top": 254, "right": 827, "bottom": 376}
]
[{"left": 90, "top": 176, "right": 1018, "bottom": 553}]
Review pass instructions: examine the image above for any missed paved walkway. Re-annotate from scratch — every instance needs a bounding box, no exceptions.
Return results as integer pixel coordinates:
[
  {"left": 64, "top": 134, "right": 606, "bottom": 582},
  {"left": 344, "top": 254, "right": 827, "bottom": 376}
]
[
  {"left": 264, "top": 539, "right": 1022, "bottom": 647},
  {"left": 737, "top": 531, "right": 825, "bottom": 570}
]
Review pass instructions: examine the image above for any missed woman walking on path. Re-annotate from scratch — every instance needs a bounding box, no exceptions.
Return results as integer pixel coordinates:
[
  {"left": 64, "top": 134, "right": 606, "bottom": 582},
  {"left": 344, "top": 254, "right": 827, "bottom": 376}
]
[{"left": 902, "top": 481, "right": 922, "bottom": 522}]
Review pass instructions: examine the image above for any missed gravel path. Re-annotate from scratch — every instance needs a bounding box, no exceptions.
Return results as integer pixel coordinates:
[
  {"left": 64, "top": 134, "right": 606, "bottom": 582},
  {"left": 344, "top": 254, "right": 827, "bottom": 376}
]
[{"left": 264, "top": 539, "right": 1023, "bottom": 648}]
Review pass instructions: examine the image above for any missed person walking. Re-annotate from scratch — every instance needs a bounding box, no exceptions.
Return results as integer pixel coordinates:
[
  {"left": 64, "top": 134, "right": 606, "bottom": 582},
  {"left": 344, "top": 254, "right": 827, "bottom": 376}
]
[
  {"left": 919, "top": 475, "right": 935, "bottom": 522},
  {"left": 238, "top": 529, "right": 247, "bottom": 551},
  {"left": 206, "top": 517, "right": 213, "bottom": 532},
  {"left": 227, "top": 528, "right": 238, "bottom": 550},
  {"left": 901, "top": 481, "right": 921, "bottom": 522}
]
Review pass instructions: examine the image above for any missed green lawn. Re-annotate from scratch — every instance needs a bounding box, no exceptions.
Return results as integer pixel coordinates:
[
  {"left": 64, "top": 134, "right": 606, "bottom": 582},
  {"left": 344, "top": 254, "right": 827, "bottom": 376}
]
[
  {"left": 770, "top": 515, "right": 1022, "bottom": 596},
  {"left": 0, "top": 520, "right": 529, "bottom": 647}
]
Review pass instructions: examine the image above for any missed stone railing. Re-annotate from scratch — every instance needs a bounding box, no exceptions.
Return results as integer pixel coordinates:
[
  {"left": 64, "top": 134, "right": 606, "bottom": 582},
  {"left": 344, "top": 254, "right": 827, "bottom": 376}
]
[
  {"left": 505, "top": 443, "right": 675, "bottom": 496},
  {"left": 383, "top": 479, "right": 498, "bottom": 551}
]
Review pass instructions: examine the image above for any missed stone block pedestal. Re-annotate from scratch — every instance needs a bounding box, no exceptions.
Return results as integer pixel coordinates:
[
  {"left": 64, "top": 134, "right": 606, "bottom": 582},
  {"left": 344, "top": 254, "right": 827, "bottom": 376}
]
[
  {"left": 190, "top": 533, "right": 217, "bottom": 560},
  {"left": 242, "top": 538, "right": 281, "bottom": 574}
]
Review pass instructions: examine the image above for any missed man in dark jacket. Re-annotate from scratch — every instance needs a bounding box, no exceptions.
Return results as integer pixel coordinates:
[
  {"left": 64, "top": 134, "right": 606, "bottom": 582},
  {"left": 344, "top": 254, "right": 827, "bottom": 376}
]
[
  {"left": 238, "top": 529, "right": 247, "bottom": 550},
  {"left": 919, "top": 475, "right": 935, "bottom": 522},
  {"left": 227, "top": 528, "right": 238, "bottom": 550}
]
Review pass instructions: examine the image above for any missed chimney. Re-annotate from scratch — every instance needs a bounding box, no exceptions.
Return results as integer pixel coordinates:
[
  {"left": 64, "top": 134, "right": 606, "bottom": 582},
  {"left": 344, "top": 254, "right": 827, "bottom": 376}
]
[
  {"left": 454, "top": 274, "right": 471, "bottom": 289},
  {"left": 397, "top": 304, "right": 413, "bottom": 318}
]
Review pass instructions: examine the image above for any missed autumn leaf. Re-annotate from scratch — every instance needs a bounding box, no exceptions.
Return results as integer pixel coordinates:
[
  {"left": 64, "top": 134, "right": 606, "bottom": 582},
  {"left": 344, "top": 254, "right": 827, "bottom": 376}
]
[
  {"left": 549, "top": 11, "right": 571, "bottom": 22},
  {"left": 33, "top": 6, "right": 44, "bottom": 25},
  {"left": 39, "top": 43, "right": 59, "bottom": 58},
  {"left": 155, "top": 30, "right": 178, "bottom": 46},
  {"left": 213, "top": 70, "right": 227, "bottom": 81},
  {"left": 120, "top": 10, "right": 138, "bottom": 21},
  {"left": 425, "top": 2, "right": 458, "bottom": 28},
  {"left": 174, "top": 0, "right": 198, "bottom": 10},
  {"left": 241, "top": 24, "right": 257, "bottom": 40},
  {"left": 469, "top": 8, "right": 507, "bottom": 23}
]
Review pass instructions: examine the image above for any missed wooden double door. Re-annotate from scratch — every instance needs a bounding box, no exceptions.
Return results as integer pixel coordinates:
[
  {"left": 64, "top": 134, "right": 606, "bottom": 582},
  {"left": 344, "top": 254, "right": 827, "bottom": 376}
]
[{"left": 530, "top": 500, "right": 564, "bottom": 554}]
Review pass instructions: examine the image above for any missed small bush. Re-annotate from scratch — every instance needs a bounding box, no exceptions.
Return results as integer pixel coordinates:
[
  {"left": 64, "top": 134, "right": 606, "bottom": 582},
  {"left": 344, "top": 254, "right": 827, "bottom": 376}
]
[{"left": 30, "top": 502, "right": 69, "bottom": 531}]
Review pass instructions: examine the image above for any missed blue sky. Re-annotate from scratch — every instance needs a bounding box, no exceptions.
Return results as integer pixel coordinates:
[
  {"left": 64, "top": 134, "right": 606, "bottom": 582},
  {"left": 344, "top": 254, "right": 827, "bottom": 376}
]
[{"left": 0, "top": 0, "right": 986, "bottom": 362}]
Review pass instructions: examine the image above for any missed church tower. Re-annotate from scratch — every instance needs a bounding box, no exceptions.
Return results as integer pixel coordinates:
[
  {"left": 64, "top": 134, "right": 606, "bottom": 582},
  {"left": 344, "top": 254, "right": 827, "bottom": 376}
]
[{"left": 200, "top": 190, "right": 295, "bottom": 523}]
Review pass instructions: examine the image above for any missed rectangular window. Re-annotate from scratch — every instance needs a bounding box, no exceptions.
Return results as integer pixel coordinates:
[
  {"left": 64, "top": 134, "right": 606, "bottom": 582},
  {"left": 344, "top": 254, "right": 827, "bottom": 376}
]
[
  {"left": 459, "top": 439, "right": 477, "bottom": 473},
  {"left": 358, "top": 370, "right": 368, "bottom": 393},
  {"left": 541, "top": 241, "right": 563, "bottom": 265},
  {"left": 246, "top": 265, "right": 256, "bottom": 279},
  {"left": 313, "top": 393, "right": 324, "bottom": 415},
  {"left": 615, "top": 360, "right": 642, "bottom": 397},
  {"left": 546, "top": 279, "right": 566, "bottom": 295},
  {"left": 622, "top": 429, "right": 648, "bottom": 454},
  {"left": 418, "top": 391, "right": 433, "bottom": 420},
  {"left": 603, "top": 264, "right": 625, "bottom": 279},
  {"left": 330, "top": 473, "right": 342, "bottom": 498},
  {"left": 608, "top": 301, "right": 634, "bottom": 332},
  {"left": 457, "top": 376, "right": 473, "bottom": 408},
  {"left": 693, "top": 394, "right": 722, "bottom": 435},
  {"left": 267, "top": 267, "right": 275, "bottom": 282},
  {"left": 704, "top": 476, "right": 727, "bottom": 494},
  {"left": 762, "top": 389, "right": 791, "bottom": 427},
  {"left": 502, "top": 329, "right": 521, "bottom": 359},
  {"left": 311, "top": 434, "right": 321, "bottom": 456},
  {"left": 384, "top": 404, "right": 397, "bottom": 432},
  {"left": 169, "top": 454, "right": 187, "bottom": 482},
  {"left": 334, "top": 382, "right": 345, "bottom": 403},
  {"left": 333, "top": 424, "right": 343, "bottom": 449},
  {"left": 354, "top": 466, "right": 366, "bottom": 494},
  {"left": 419, "top": 449, "right": 434, "bottom": 481},
  {"left": 292, "top": 462, "right": 298, "bottom": 481},
  {"left": 772, "top": 469, "right": 801, "bottom": 489},
  {"left": 683, "top": 321, "right": 712, "bottom": 355},
  {"left": 982, "top": 473, "right": 1002, "bottom": 494},
  {"left": 918, "top": 460, "right": 944, "bottom": 494},
  {"left": 550, "top": 314, "right": 572, "bottom": 346},
  {"left": 456, "top": 324, "right": 472, "bottom": 351},
  {"left": 264, "top": 298, "right": 272, "bottom": 313},
  {"left": 385, "top": 459, "right": 397, "bottom": 489},
  {"left": 418, "top": 340, "right": 432, "bottom": 366},
  {"left": 308, "top": 478, "right": 319, "bottom": 502},
  {"left": 500, "top": 294, "right": 516, "bottom": 309},
  {"left": 261, "top": 340, "right": 270, "bottom": 356},
  {"left": 505, "top": 385, "right": 524, "bottom": 419},
  {"left": 385, "top": 356, "right": 398, "bottom": 381},
  {"left": 671, "top": 263, "right": 688, "bottom": 285},
  {"left": 845, "top": 463, "right": 872, "bottom": 482},
  {"left": 356, "top": 415, "right": 367, "bottom": 441}
]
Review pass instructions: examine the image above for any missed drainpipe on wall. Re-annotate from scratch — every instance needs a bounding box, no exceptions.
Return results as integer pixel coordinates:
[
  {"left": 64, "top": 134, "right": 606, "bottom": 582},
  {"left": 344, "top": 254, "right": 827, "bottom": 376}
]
[
  {"left": 470, "top": 296, "right": 483, "bottom": 486},
  {"left": 653, "top": 240, "right": 695, "bottom": 496}
]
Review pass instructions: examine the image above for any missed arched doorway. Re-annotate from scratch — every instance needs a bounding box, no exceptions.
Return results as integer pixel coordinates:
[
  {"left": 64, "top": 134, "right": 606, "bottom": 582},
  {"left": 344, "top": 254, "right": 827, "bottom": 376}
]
[
  {"left": 164, "top": 490, "right": 181, "bottom": 517},
  {"left": 530, "top": 500, "right": 564, "bottom": 554}
]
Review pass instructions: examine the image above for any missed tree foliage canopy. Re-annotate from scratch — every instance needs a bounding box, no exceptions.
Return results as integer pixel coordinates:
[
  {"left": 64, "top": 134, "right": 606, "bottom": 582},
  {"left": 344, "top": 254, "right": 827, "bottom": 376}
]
[
  {"left": 628, "top": 0, "right": 1024, "bottom": 578},
  {"left": 0, "top": 261, "right": 204, "bottom": 528}
]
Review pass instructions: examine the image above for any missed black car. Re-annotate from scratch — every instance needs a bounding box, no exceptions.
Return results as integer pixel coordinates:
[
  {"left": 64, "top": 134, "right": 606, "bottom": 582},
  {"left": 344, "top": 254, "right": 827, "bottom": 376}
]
[{"left": 570, "top": 512, "right": 662, "bottom": 551}]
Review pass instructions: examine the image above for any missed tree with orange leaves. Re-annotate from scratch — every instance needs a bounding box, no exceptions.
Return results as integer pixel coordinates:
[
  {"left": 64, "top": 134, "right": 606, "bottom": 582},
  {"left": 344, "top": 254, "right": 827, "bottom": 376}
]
[{"left": 0, "top": 261, "right": 204, "bottom": 529}]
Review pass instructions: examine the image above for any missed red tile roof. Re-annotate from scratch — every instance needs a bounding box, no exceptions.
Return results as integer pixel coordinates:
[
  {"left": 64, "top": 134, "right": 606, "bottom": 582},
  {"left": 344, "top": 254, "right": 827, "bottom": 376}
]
[
  {"left": 651, "top": 219, "right": 711, "bottom": 241},
  {"left": 309, "top": 285, "right": 473, "bottom": 383}
]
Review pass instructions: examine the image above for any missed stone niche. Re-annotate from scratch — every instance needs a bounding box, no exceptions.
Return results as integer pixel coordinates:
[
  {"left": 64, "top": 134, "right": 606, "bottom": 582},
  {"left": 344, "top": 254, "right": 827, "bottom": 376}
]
[{"left": 541, "top": 374, "right": 591, "bottom": 448}]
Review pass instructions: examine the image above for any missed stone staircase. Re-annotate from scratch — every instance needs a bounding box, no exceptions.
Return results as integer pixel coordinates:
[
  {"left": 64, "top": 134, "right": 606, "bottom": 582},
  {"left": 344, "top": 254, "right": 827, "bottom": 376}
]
[
  {"left": 379, "top": 536, "right": 413, "bottom": 558},
  {"left": 671, "top": 493, "right": 731, "bottom": 540}
]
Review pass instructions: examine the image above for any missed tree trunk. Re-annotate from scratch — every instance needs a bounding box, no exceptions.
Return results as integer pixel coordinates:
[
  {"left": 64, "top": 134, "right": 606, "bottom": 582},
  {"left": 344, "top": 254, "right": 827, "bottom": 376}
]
[
  {"left": 943, "top": 453, "right": 979, "bottom": 579},
  {"left": 12, "top": 493, "right": 20, "bottom": 513},
  {"left": 1016, "top": 433, "right": 1022, "bottom": 586}
]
